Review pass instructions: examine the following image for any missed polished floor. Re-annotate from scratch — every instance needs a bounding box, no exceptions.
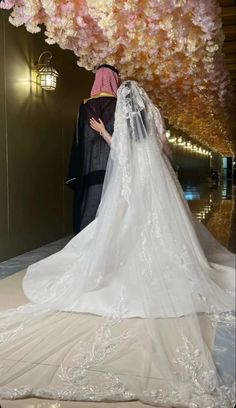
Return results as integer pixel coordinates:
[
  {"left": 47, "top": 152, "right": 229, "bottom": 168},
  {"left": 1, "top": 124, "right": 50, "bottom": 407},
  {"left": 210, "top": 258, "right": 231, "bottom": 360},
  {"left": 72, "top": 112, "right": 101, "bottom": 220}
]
[
  {"left": 185, "top": 180, "right": 235, "bottom": 252},
  {"left": 0, "top": 236, "right": 72, "bottom": 280},
  {"left": 0, "top": 181, "right": 235, "bottom": 408}
]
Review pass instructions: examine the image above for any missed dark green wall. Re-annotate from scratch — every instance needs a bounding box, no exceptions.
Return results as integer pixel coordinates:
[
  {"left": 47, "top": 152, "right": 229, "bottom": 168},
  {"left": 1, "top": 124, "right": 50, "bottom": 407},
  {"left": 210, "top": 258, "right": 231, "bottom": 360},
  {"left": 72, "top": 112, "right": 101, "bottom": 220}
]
[{"left": 0, "top": 10, "right": 93, "bottom": 261}]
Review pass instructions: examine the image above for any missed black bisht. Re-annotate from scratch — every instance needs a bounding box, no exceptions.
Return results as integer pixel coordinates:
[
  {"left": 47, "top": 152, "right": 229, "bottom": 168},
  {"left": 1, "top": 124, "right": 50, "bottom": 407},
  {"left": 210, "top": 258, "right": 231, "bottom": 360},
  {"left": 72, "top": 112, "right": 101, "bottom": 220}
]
[{"left": 66, "top": 96, "right": 117, "bottom": 234}]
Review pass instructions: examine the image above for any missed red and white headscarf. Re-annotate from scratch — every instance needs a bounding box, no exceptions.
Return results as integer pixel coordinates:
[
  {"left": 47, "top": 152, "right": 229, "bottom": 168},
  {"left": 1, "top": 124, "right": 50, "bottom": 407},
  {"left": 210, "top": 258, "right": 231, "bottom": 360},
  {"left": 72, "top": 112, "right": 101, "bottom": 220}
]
[{"left": 91, "top": 66, "right": 120, "bottom": 97}]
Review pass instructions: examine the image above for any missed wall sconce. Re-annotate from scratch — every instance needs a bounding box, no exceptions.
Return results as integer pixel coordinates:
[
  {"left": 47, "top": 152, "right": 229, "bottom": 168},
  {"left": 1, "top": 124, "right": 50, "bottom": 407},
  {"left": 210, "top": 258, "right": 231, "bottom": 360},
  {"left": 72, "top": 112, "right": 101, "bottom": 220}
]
[
  {"left": 36, "top": 51, "right": 59, "bottom": 91},
  {"left": 166, "top": 132, "right": 213, "bottom": 157}
]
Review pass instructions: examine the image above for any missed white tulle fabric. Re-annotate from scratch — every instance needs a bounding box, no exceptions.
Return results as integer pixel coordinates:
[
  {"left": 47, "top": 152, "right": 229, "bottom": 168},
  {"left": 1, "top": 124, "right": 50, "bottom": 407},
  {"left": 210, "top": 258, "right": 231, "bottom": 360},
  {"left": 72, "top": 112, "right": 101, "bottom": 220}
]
[{"left": 0, "top": 81, "right": 235, "bottom": 407}]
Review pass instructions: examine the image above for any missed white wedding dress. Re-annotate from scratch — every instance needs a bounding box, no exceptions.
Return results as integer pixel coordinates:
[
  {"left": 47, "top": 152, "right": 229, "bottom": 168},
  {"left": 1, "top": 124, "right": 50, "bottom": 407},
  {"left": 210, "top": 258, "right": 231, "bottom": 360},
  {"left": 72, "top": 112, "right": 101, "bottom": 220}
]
[{"left": 0, "top": 81, "right": 235, "bottom": 407}]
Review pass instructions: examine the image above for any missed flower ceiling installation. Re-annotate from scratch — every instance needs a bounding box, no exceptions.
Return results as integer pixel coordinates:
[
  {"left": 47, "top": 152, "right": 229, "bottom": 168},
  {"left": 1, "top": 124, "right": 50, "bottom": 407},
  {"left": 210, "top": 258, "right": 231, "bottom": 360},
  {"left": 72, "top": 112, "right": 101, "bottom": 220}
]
[{"left": 1, "top": 0, "right": 235, "bottom": 155}]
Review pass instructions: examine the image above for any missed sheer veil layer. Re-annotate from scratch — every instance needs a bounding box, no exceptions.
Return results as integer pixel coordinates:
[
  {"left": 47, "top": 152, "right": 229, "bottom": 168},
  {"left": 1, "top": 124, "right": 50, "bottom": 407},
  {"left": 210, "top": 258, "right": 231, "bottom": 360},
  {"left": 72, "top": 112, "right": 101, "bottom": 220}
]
[{"left": 0, "top": 81, "right": 235, "bottom": 407}]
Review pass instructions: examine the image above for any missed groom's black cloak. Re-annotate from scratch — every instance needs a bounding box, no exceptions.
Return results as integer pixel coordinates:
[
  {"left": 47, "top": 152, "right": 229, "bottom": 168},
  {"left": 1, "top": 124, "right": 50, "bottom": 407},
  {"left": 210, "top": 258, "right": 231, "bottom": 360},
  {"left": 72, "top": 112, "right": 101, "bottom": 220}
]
[{"left": 66, "top": 95, "right": 117, "bottom": 234}]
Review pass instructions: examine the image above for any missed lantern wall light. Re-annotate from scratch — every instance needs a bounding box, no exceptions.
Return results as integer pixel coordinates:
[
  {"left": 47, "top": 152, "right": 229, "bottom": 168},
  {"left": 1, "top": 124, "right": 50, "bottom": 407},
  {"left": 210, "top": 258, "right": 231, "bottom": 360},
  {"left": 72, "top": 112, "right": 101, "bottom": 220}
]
[{"left": 36, "top": 51, "right": 59, "bottom": 91}]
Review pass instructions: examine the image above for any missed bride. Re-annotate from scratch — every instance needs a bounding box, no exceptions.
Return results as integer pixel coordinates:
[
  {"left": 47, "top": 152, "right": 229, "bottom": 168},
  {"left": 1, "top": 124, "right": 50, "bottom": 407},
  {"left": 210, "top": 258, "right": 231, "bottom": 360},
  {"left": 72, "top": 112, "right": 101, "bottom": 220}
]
[{"left": 0, "top": 81, "right": 235, "bottom": 407}]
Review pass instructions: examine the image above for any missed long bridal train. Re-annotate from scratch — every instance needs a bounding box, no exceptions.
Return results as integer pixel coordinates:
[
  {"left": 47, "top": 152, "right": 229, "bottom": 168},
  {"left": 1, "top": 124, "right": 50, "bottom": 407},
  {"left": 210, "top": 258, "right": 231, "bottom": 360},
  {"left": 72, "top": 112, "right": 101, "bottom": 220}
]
[{"left": 0, "top": 81, "right": 235, "bottom": 407}]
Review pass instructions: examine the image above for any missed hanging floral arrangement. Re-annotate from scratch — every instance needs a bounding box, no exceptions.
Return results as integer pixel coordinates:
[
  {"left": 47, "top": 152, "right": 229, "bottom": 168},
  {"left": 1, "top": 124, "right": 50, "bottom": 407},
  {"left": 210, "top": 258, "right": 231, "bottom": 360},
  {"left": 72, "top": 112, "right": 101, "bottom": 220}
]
[{"left": 1, "top": 0, "right": 234, "bottom": 155}]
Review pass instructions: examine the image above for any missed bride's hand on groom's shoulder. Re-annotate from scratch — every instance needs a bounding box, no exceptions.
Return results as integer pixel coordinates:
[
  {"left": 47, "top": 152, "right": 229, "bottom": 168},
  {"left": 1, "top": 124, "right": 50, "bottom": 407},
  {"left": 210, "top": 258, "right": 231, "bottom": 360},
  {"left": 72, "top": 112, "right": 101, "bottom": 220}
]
[
  {"left": 90, "top": 117, "right": 112, "bottom": 145},
  {"left": 90, "top": 118, "right": 105, "bottom": 135}
]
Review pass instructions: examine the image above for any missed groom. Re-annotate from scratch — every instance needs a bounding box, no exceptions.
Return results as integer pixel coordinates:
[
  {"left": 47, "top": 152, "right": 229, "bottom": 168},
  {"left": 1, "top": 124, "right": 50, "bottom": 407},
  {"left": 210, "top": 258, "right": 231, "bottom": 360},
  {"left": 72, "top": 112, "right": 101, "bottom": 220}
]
[{"left": 66, "top": 65, "right": 121, "bottom": 234}]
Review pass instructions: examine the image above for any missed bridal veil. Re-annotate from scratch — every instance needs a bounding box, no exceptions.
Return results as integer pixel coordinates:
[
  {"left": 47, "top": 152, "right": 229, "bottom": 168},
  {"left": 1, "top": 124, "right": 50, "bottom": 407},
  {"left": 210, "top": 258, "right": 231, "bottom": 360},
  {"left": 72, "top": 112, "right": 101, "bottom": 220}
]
[{"left": 0, "top": 81, "right": 235, "bottom": 407}]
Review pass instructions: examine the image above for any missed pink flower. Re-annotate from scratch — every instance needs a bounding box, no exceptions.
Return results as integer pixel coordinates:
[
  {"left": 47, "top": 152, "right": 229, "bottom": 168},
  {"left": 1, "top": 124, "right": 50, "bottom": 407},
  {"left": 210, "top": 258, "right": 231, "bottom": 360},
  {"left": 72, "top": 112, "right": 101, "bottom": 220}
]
[{"left": 0, "top": 0, "right": 233, "bottom": 155}]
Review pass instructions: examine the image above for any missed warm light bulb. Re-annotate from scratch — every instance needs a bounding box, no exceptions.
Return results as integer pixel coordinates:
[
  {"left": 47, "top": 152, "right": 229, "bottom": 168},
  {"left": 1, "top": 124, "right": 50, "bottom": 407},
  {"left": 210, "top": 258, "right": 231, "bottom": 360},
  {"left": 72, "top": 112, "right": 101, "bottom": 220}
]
[{"left": 38, "top": 65, "right": 59, "bottom": 91}]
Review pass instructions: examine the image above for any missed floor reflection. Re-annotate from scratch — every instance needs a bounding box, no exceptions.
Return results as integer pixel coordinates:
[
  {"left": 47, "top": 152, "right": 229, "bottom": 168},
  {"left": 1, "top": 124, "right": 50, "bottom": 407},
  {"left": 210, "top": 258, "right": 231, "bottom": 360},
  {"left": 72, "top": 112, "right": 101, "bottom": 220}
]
[{"left": 184, "top": 180, "right": 235, "bottom": 252}]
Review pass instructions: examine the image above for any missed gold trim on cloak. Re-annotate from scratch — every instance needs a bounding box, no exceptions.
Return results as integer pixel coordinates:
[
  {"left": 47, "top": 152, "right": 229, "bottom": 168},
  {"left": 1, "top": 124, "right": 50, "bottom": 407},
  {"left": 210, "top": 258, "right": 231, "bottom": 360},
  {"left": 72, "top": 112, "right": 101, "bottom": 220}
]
[{"left": 83, "top": 92, "right": 117, "bottom": 104}]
